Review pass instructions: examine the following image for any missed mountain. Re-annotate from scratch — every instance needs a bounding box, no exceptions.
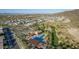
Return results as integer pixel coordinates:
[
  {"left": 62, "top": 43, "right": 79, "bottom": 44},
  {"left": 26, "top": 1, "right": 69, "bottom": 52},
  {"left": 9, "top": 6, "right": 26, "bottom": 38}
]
[{"left": 53, "top": 9, "right": 79, "bottom": 28}]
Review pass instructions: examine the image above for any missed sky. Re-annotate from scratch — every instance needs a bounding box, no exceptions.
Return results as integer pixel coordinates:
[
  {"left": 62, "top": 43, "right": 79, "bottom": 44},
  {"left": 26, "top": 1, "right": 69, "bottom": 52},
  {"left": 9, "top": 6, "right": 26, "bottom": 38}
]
[{"left": 0, "top": 9, "right": 71, "bottom": 14}]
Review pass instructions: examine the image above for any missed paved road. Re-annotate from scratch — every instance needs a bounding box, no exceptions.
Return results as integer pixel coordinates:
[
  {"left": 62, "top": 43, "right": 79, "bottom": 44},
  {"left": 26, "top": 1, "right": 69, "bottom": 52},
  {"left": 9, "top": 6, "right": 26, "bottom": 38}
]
[
  {"left": 0, "top": 28, "right": 3, "bottom": 49},
  {"left": 0, "top": 36, "right": 3, "bottom": 49},
  {"left": 12, "top": 43, "right": 19, "bottom": 49},
  {"left": 13, "top": 34, "right": 26, "bottom": 49}
]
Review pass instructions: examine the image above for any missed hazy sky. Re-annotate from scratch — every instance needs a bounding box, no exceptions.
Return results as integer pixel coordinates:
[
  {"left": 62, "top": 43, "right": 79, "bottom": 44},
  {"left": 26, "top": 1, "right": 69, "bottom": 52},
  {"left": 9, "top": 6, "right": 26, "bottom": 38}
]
[{"left": 0, "top": 9, "right": 70, "bottom": 14}]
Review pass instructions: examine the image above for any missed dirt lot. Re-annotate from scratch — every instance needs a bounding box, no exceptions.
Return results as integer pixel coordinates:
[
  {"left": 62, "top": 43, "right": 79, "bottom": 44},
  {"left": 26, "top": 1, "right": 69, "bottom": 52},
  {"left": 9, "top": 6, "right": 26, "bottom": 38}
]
[{"left": 67, "top": 28, "right": 79, "bottom": 42}]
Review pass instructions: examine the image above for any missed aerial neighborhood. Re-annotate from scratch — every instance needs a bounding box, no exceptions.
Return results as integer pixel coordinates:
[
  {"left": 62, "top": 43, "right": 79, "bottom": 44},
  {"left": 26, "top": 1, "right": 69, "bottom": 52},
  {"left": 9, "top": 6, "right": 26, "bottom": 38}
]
[{"left": 0, "top": 9, "right": 79, "bottom": 49}]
